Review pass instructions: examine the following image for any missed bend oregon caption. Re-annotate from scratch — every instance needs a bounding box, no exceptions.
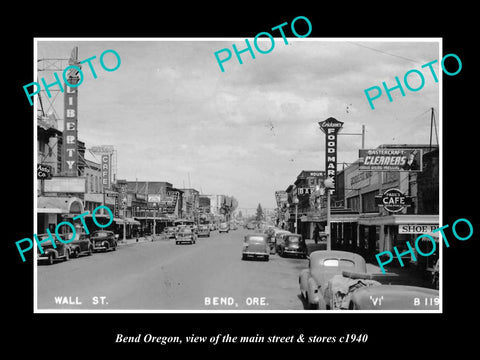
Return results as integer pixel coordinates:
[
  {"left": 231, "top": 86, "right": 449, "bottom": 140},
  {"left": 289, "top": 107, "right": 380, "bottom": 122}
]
[{"left": 32, "top": 36, "right": 443, "bottom": 313}]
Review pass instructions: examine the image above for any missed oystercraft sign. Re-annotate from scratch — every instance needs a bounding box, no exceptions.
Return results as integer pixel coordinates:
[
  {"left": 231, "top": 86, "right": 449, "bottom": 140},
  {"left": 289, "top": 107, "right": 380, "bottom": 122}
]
[
  {"left": 318, "top": 117, "right": 343, "bottom": 194},
  {"left": 375, "top": 188, "right": 412, "bottom": 213}
]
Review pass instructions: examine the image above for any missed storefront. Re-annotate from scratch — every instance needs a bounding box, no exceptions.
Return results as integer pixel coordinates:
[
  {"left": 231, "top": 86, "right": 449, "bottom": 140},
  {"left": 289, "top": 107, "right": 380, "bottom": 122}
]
[
  {"left": 358, "top": 214, "right": 439, "bottom": 269},
  {"left": 37, "top": 196, "right": 84, "bottom": 234}
]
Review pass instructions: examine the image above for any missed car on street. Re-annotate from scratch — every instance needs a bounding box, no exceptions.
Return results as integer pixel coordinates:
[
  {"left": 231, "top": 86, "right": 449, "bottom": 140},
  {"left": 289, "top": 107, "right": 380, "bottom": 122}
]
[
  {"left": 197, "top": 224, "right": 211, "bottom": 237},
  {"left": 36, "top": 234, "right": 72, "bottom": 265},
  {"left": 70, "top": 232, "right": 94, "bottom": 258},
  {"left": 347, "top": 285, "right": 440, "bottom": 310},
  {"left": 219, "top": 222, "right": 230, "bottom": 233},
  {"left": 163, "top": 226, "right": 177, "bottom": 239},
  {"left": 90, "top": 230, "right": 117, "bottom": 252},
  {"left": 277, "top": 233, "right": 307, "bottom": 258},
  {"left": 246, "top": 222, "right": 256, "bottom": 230},
  {"left": 175, "top": 227, "right": 197, "bottom": 245},
  {"left": 242, "top": 234, "right": 269, "bottom": 261},
  {"left": 299, "top": 250, "right": 368, "bottom": 309},
  {"left": 274, "top": 231, "right": 291, "bottom": 254}
]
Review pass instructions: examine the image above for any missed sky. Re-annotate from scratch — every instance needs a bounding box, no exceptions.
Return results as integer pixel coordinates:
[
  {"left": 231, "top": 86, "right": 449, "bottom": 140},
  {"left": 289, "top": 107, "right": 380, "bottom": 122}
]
[{"left": 35, "top": 38, "right": 440, "bottom": 211}]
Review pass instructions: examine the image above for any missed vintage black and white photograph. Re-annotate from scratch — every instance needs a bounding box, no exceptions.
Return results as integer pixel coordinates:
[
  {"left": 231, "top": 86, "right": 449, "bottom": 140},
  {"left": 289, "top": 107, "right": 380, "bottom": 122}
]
[{"left": 33, "top": 38, "right": 441, "bottom": 312}]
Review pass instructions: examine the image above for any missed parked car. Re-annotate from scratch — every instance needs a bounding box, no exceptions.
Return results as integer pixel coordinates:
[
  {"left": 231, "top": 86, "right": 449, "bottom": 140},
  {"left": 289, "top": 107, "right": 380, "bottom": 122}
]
[
  {"left": 219, "top": 222, "right": 230, "bottom": 233},
  {"left": 197, "top": 224, "right": 211, "bottom": 237},
  {"left": 277, "top": 233, "right": 307, "bottom": 258},
  {"left": 90, "top": 230, "right": 117, "bottom": 252},
  {"left": 36, "top": 234, "right": 72, "bottom": 265},
  {"left": 70, "top": 232, "right": 94, "bottom": 258},
  {"left": 266, "top": 229, "right": 288, "bottom": 254},
  {"left": 246, "top": 222, "right": 256, "bottom": 230},
  {"left": 163, "top": 226, "right": 177, "bottom": 239},
  {"left": 274, "top": 231, "right": 291, "bottom": 254},
  {"left": 348, "top": 285, "right": 440, "bottom": 310},
  {"left": 299, "top": 250, "right": 368, "bottom": 309},
  {"left": 242, "top": 234, "right": 269, "bottom": 261},
  {"left": 175, "top": 227, "right": 197, "bottom": 245}
]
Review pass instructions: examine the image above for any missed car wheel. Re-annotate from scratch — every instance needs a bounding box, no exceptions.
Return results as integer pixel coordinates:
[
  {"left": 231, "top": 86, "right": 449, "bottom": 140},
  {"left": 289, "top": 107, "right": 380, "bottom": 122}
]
[
  {"left": 48, "top": 253, "right": 54, "bottom": 265},
  {"left": 265, "top": 255, "right": 269, "bottom": 261},
  {"left": 88, "top": 246, "right": 93, "bottom": 256},
  {"left": 64, "top": 250, "right": 70, "bottom": 261},
  {"left": 176, "top": 241, "right": 179, "bottom": 245},
  {"left": 242, "top": 254, "right": 247, "bottom": 260},
  {"left": 113, "top": 242, "right": 117, "bottom": 251}
]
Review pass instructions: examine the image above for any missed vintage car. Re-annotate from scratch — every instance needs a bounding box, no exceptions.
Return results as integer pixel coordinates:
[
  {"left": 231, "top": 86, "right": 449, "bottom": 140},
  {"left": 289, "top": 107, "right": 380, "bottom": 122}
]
[
  {"left": 242, "top": 234, "right": 269, "bottom": 261},
  {"left": 163, "top": 226, "right": 177, "bottom": 239},
  {"left": 90, "top": 230, "right": 117, "bottom": 252},
  {"left": 299, "top": 250, "right": 368, "bottom": 309},
  {"left": 277, "top": 233, "right": 307, "bottom": 258},
  {"left": 246, "top": 222, "right": 256, "bottom": 230},
  {"left": 36, "top": 234, "right": 72, "bottom": 265},
  {"left": 219, "top": 222, "right": 230, "bottom": 233},
  {"left": 347, "top": 285, "right": 440, "bottom": 310},
  {"left": 274, "top": 231, "right": 292, "bottom": 254},
  {"left": 70, "top": 232, "right": 94, "bottom": 258},
  {"left": 197, "top": 224, "right": 211, "bottom": 237},
  {"left": 175, "top": 227, "right": 197, "bottom": 244}
]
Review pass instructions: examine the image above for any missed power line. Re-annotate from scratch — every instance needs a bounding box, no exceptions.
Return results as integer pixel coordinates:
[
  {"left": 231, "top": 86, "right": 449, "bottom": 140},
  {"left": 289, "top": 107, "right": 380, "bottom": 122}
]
[{"left": 347, "top": 42, "right": 420, "bottom": 64}]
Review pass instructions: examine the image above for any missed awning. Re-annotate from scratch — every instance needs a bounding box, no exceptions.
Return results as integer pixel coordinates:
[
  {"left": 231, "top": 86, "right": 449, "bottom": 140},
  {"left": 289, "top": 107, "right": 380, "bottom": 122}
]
[
  {"left": 125, "top": 218, "right": 140, "bottom": 225},
  {"left": 113, "top": 218, "right": 124, "bottom": 224},
  {"left": 37, "top": 207, "right": 67, "bottom": 214},
  {"left": 37, "top": 196, "right": 84, "bottom": 215},
  {"left": 358, "top": 214, "right": 439, "bottom": 226}
]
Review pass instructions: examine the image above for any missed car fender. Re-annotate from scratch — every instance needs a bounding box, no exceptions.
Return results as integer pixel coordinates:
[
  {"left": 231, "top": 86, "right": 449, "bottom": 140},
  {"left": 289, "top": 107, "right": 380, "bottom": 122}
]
[
  {"left": 307, "top": 277, "right": 320, "bottom": 305},
  {"left": 43, "top": 248, "right": 58, "bottom": 258},
  {"left": 299, "top": 269, "right": 310, "bottom": 297}
]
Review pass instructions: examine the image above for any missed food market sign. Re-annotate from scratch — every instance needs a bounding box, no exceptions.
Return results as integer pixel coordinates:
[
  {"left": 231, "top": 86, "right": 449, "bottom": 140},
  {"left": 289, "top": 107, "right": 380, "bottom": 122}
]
[
  {"left": 375, "top": 188, "right": 411, "bottom": 213},
  {"left": 318, "top": 117, "right": 343, "bottom": 194}
]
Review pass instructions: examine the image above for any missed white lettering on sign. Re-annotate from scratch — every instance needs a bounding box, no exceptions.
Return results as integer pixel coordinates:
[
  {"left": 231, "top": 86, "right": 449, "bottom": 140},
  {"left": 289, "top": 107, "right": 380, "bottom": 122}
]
[{"left": 399, "top": 224, "right": 439, "bottom": 234}]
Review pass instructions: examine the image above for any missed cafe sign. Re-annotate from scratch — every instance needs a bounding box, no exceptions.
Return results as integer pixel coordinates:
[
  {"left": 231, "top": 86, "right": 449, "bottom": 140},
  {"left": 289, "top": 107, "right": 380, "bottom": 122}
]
[{"left": 375, "top": 188, "right": 411, "bottom": 213}]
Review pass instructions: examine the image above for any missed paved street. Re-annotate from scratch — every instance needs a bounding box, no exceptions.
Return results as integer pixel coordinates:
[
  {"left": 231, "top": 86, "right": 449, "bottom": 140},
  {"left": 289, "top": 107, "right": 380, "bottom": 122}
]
[{"left": 36, "top": 228, "right": 308, "bottom": 311}]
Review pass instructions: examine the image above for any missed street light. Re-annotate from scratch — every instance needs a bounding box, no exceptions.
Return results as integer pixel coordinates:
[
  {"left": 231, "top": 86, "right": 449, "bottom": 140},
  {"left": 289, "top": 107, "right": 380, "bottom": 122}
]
[
  {"left": 293, "top": 197, "right": 299, "bottom": 234},
  {"left": 323, "top": 177, "right": 334, "bottom": 250}
]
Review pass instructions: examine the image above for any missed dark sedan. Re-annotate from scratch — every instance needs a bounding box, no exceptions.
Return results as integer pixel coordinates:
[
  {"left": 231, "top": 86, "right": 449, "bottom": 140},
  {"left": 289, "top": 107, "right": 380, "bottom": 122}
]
[
  {"left": 277, "top": 234, "right": 307, "bottom": 258},
  {"left": 242, "top": 234, "right": 269, "bottom": 261},
  {"left": 90, "top": 230, "right": 117, "bottom": 252}
]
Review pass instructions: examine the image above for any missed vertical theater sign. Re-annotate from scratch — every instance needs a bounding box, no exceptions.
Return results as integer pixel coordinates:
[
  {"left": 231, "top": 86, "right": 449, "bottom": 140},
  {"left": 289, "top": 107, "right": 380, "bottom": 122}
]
[
  {"left": 318, "top": 117, "right": 344, "bottom": 194},
  {"left": 62, "top": 47, "right": 81, "bottom": 176}
]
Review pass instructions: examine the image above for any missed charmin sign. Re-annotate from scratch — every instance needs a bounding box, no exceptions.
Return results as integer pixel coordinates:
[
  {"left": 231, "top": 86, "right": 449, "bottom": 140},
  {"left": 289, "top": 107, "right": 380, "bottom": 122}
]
[{"left": 318, "top": 117, "right": 343, "bottom": 194}]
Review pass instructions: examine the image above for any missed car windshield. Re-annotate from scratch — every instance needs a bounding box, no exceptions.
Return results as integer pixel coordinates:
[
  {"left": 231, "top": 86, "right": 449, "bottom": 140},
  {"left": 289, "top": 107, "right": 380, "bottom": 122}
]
[
  {"left": 92, "top": 232, "right": 109, "bottom": 238},
  {"left": 180, "top": 229, "right": 192, "bottom": 234},
  {"left": 286, "top": 236, "right": 301, "bottom": 243},
  {"left": 246, "top": 236, "right": 266, "bottom": 244},
  {"left": 322, "top": 259, "right": 355, "bottom": 268}
]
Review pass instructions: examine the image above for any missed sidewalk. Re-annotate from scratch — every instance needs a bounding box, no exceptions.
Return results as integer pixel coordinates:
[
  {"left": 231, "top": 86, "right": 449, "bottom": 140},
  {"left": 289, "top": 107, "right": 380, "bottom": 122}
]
[{"left": 117, "top": 234, "right": 170, "bottom": 248}]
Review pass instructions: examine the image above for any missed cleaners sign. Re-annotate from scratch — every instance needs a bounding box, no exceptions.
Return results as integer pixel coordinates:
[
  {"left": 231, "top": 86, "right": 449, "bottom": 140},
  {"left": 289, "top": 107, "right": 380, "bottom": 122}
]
[{"left": 318, "top": 117, "right": 343, "bottom": 194}]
